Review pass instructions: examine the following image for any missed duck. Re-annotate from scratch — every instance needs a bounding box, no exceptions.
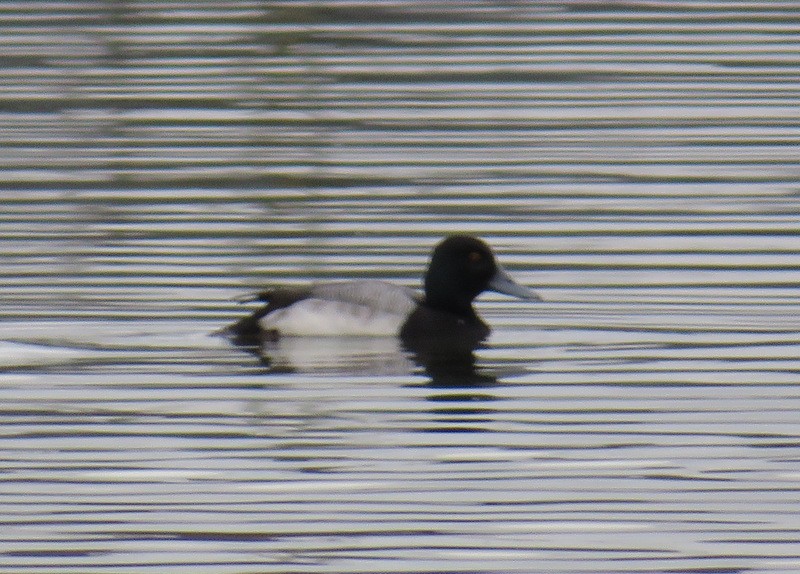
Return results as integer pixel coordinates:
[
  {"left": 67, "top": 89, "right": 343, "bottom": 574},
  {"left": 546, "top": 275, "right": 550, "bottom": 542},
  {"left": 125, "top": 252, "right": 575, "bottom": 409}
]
[{"left": 225, "top": 235, "right": 539, "bottom": 345}]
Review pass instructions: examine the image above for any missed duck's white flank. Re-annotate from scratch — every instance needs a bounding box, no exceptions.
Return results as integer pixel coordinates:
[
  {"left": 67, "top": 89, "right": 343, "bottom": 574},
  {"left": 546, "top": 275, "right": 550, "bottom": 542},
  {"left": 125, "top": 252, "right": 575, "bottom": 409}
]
[{"left": 258, "top": 281, "right": 418, "bottom": 337}]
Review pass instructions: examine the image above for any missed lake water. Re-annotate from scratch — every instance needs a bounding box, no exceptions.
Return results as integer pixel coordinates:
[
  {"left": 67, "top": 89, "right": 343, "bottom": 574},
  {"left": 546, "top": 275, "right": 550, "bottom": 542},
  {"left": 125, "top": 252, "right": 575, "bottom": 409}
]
[{"left": 1, "top": 1, "right": 800, "bottom": 573}]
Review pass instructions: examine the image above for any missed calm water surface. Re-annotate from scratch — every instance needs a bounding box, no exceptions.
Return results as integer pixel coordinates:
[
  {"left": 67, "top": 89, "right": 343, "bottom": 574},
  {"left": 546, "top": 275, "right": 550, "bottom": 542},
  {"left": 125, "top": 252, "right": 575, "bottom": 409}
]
[{"left": 1, "top": 2, "right": 800, "bottom": 573}]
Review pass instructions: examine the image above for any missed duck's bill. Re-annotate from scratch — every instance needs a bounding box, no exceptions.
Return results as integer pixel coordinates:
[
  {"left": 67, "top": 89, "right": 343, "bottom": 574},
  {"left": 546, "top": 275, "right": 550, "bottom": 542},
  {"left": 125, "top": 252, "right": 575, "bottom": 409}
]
[{"left": 489, "top": 266, "right": 541, "bottom": 301}]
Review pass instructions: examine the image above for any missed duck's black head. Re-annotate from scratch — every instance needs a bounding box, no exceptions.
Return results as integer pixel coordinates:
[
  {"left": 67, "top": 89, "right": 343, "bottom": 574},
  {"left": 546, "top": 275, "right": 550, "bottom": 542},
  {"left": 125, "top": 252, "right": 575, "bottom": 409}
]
[{"left": 423, "top": 235, "right": 538, "bottom": 317}]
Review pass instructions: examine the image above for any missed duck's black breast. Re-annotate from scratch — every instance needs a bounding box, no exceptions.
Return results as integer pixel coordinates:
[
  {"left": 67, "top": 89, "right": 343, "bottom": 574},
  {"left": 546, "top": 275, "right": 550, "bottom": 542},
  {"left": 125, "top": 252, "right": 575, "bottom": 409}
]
[{"left": 399, "top": 302, "right": 490, "bottom": 344}]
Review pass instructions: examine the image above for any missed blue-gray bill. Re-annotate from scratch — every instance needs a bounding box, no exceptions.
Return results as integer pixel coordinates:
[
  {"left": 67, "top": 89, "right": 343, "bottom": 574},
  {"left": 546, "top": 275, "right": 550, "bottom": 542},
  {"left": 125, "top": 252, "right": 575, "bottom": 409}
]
[{"left": 488, "top": 265, "right": 541, "bottom": 301}]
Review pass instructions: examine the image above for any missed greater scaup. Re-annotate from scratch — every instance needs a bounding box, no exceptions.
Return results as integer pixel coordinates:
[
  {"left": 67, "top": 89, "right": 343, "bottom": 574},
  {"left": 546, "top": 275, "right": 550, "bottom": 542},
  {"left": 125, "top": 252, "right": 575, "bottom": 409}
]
[{"left": 226, "top": 235, "right": 539, "bottom": 344}]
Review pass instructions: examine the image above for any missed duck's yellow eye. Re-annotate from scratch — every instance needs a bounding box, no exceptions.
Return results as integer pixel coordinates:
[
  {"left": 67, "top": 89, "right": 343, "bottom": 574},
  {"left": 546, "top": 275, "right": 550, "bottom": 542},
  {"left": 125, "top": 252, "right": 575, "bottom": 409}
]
[{"left": 468, "top": 251, "right": 482, "bottom": 263}]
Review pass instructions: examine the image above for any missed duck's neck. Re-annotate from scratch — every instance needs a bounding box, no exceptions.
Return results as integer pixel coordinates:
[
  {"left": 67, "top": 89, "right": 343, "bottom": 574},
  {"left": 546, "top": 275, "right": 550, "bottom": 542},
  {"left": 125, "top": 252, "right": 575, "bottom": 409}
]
[
  {"left": 424, "top": 276, "right": 479, "bottom": 319},
  {"left": 427, "top": 295, "right": 476, "bottom": 317}
]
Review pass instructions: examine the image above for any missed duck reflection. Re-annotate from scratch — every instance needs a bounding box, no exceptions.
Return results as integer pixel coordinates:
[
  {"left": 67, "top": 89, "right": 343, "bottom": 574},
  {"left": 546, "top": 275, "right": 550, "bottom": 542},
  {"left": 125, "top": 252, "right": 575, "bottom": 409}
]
[
  {"left": 402, "top": 333, "right": 499, "bottom": 432},
  {"left": 225, "top": 324, "right": 501, "bottom": 433},
  {"left": 226, "top": 321, "right": 496, "bottom": 387},
  {"left": 401, "top": 332, "right": 497, "bottom": 388}
]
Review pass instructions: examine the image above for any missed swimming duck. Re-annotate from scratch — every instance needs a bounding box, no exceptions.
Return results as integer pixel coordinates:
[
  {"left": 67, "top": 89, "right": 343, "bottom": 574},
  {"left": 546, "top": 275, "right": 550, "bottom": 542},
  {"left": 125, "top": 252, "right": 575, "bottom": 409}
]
[{"left": 227, "top": 235, "right": 539, "bottom": 344}]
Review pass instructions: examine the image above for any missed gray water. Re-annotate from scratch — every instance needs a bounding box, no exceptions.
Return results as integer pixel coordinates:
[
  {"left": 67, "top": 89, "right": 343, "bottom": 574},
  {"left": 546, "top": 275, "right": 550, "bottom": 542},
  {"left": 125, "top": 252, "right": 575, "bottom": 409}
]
[{"left": 2, "top": 2, "right": 800, "bottom": 573}]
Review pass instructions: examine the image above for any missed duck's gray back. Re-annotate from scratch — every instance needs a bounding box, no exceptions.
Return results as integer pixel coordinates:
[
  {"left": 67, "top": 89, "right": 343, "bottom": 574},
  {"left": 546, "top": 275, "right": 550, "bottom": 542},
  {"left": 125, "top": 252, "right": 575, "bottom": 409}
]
[
  {"left": 310, "top": 281, "right": 419, "bottom": 315},
  {"left": 257, "top": 280, "right": 420, "bottom": 337}
]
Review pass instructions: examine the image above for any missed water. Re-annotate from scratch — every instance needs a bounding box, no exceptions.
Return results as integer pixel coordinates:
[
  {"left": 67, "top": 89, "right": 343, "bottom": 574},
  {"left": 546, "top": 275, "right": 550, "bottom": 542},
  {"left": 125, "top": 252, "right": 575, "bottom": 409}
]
[{"left": 1, "top": 1, "right": 800, "bottom": 572}]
